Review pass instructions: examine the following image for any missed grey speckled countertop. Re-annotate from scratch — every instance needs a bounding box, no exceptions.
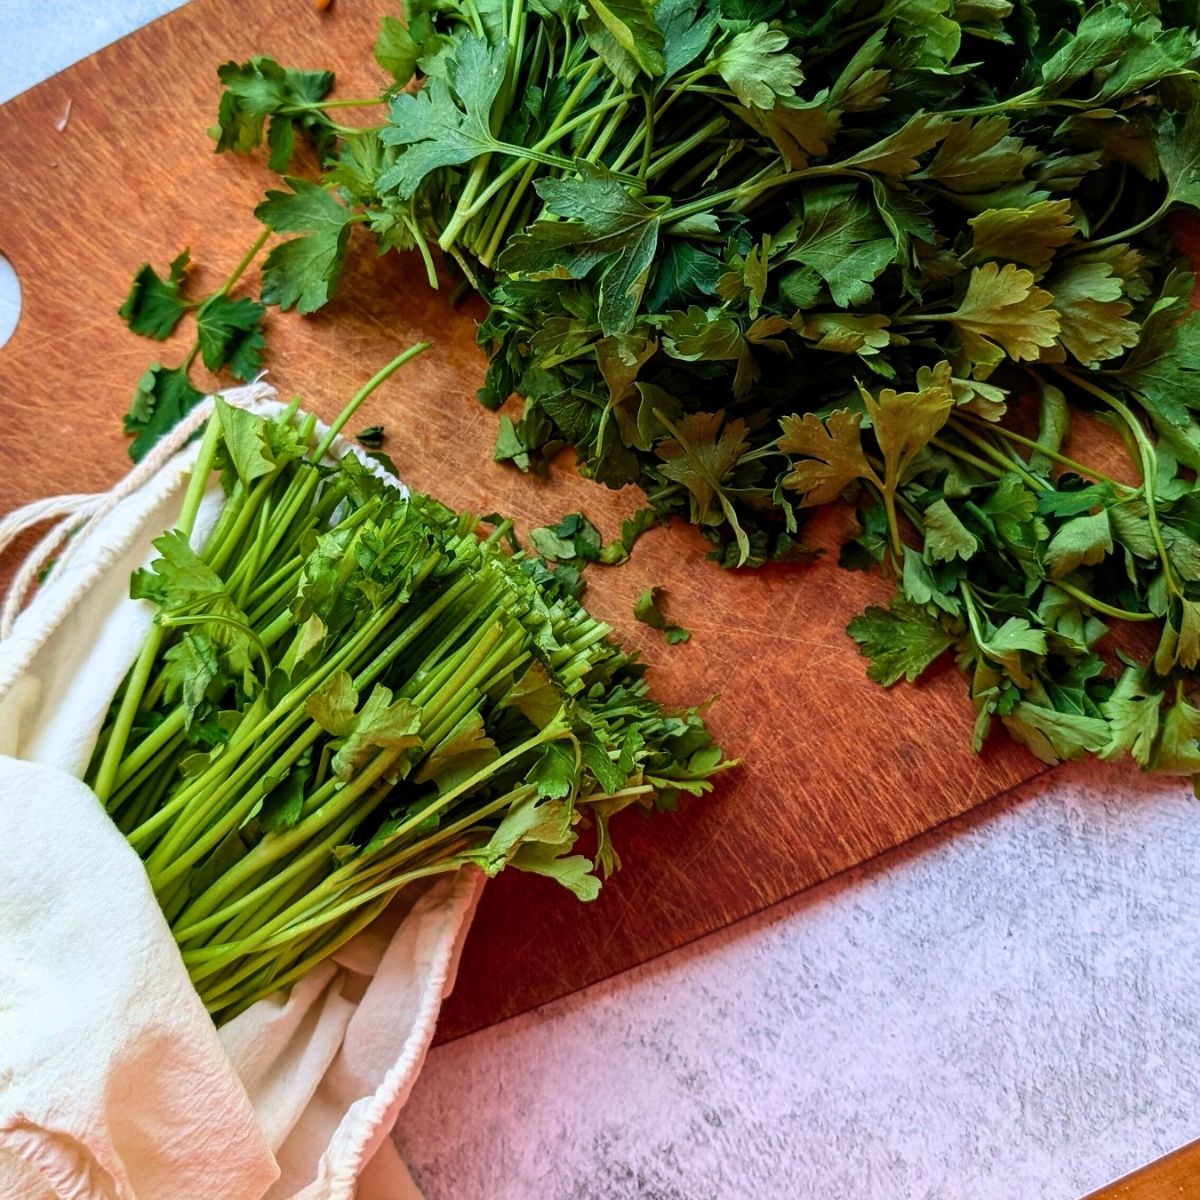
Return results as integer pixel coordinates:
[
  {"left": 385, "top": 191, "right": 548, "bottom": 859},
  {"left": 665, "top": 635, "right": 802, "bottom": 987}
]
[
  {"left": 397, "top": 761, "right": 1200, "bottom": 1199},
  {"left": 7, "top": 14, "right": 1200, "bottom": 1200}
]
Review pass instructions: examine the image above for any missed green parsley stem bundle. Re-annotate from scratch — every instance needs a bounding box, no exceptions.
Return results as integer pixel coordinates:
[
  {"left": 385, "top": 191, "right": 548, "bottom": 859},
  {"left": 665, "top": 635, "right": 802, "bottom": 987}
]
[
  {"left": 89, "top": 352, "right": 729, "bottom": 1021},
  {"left": 120, "top": 0, "right": 1200, "bottom": 776}
]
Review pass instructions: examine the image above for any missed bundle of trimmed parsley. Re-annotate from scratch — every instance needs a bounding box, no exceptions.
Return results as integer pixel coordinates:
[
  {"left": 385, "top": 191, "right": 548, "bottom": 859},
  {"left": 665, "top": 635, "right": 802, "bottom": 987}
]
[
  {"left": 91, "top": 356, "right": 728, "bottom": 1021},
  {"left": 120, "top": 0, "right": 1200, "bottom": 772}
]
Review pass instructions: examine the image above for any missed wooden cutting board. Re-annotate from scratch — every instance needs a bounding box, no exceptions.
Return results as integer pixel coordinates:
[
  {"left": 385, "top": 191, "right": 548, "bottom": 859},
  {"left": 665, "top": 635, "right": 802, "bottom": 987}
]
[{"left": 0, "top": 0, "right": 1052, "bottom": 1041}]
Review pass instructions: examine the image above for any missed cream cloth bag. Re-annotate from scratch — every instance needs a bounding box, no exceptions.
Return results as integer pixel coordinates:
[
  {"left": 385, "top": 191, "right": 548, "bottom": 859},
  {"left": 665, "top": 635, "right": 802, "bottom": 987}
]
[{"left": 0, "top": 384, "right": 482, "bottom": 1200}]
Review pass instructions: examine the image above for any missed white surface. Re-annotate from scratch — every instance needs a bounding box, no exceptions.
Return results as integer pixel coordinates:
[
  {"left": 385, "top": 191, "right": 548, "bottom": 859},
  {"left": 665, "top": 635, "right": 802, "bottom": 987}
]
[
  {"left": 0, "top": 257, "right": 20, "bottom": 351},
  {"left": 7, "top": 9, "right": 1199, "bottom": 1199},
  {"left": 398, "top": 761, "right": 1200, "bottom": 1199},
  {"left": 0, "top": 0, "right": 189, "bottom": 104}
]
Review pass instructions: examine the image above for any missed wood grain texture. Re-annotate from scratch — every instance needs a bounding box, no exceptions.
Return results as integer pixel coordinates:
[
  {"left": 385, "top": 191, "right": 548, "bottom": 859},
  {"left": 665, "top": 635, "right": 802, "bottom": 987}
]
[
  {"left": 1086, "top": 1140, "right": 1200, "bottom": 1198},
  {"left": 0, "top": 0, "right": 1051, "bottom": 1042}
]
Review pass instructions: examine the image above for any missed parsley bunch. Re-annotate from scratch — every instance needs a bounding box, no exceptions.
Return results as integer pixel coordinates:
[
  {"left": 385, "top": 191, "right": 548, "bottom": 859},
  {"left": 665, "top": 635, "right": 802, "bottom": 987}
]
[
  {"left": 90, "top": 353, "right": 730, "bottom": 1021},
  {"left": 125, "top": 0, "right": 1200, "bottom": 770}
]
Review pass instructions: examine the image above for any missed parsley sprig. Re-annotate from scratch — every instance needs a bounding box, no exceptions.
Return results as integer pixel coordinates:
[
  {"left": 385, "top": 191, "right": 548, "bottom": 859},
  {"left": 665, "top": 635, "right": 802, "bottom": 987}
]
[
  {"left": 91, "top": 353, "right": 731, "bottom": 1020},
  {"left": 121, "top": 0, "right": 1200, "bottom": 772}
]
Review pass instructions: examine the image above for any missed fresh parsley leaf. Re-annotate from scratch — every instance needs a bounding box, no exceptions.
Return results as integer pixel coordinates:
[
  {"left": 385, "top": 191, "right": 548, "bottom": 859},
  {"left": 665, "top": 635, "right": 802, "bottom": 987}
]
[
  {"left": 256, "top": 177, "right": 354, "bottom": 313},
  {"left": 197, "top": 294, "right": 266, "bottom": 379},
  {"left": 779, "top": 408, "right": 873, "bottom": 506},
  {"left": 712, "top": 23, "right": 803, "bottom": 109},
  {"left": 941, "top": 261, "right": 1060, "bottom": 370},
  {"left": 124, "top": 364, "right": 205, "bottom": 462},
  {"left": 847, "top": 596, "right": 956, "bottom": 685},
  {"left": 119, "top": 250, "right": 192, "bottom": 339},
  {"left": 634, "top": 585, "right": 691, "bottom": 644},
  {"left": 499, "top": 162, "right": 661, "bottom": 334},
  {"left": 214, "top": 57, "right": 335, "bottom": 170},
  {"left": 378, "top": 35, "right": 509, "bottom": 197}
]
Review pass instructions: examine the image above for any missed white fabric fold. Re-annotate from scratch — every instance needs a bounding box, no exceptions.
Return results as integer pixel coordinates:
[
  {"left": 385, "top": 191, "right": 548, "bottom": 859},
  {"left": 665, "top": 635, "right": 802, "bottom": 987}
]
[{"left": 0, "top": 387, "right": 481, "bottom": 1200}]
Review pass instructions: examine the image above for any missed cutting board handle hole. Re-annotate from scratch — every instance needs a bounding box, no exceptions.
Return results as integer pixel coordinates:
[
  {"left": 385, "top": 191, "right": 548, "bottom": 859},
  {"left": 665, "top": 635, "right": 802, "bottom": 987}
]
[{"left": 0, "top": 254, "right": 20, "bottom": 350}]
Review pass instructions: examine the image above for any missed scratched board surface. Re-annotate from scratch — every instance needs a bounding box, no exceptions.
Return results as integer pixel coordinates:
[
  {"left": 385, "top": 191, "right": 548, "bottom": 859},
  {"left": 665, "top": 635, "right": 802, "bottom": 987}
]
[{"left": 0, "top": 0, "right": 1049, "bottom": 1041}]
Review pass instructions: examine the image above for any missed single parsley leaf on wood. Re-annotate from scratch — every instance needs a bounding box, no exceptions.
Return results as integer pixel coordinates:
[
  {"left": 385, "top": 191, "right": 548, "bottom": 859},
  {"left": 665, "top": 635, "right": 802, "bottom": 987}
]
[
  {"left": 378, "top": 35, "right": 508, "bottom": 197},
  {"left": 847, "top": 596, "right": 955, "bottom": 685},
  {"left": 499, "top": 163, "right": 661, "bottom": 335},
  {"left": 119, "top": 250, "right": 192, "bottom": 339},
  {"left": 634, "top": 586, "right": 690, "bottom": 644},
  {"left": 599, "top": 508, "right": 661, "bottom": 564},
  {"left": 779, "top": 409, "right": 874, "bottom": 506},
  {"left": 125, "top": 364, "right": 205, "bottom": 462},
  {"left": 255, "top": 178, "right": 354, "bottom": 313},
  {"left": 214, "top": 57, "right": 335, "bottom": 170},
  {"left": 196, "top": 294, "right": 266, "bottom": 379},
  {"left": 712, "top": 23, "right": 803, "bottom": 109},
  {"left": 529, "top": 512, "right": 603, "bottom": 562}
]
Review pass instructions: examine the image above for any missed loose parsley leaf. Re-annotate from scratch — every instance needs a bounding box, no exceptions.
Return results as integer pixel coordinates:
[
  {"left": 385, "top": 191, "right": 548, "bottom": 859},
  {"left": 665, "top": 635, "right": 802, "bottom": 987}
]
[
  {"left": 256, "top": 178, "right": 354, "bottom": 313},
  {"left": 119, "top": 250, "right": 192, "bottom": 339},
  {"left": 124, "top": 364, "right": 205, "bottom": 463},
  {"left": 968, "top": 200, "right": 1076, "bottom": 273},
  {"left": 712, "top": 24, "right": 804, "bottom": 109},
  {"left": 197, "top": 294, "right": 267, "bottom": 379},
  {"left": 214, "top": 57, "right": 335, "bottom": 170},
  {"left": 634, "top": 585, "right": 691, "bottom": 644},
  {"left": 779, "top": 409, "right": 873, "bottom": 506},
  {"left": 378, "top": 35, "right": 509, "bottom": 197},
  {"left": 941, "top": 262, "right": 1061, "bottom": 369},
  {"left": 847, "top": 597, "right": 956, "bottom": 685},
  {"left": 776, "top": 181, "right": 895, "bottom": 307}
]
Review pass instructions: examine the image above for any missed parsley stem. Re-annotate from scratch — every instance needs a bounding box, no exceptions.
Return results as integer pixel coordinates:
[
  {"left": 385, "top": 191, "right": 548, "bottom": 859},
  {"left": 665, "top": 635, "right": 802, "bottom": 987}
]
[
  {"left": 959, "top": 581, "right": 989, "bottom": 650},
  {"left": 305, "top": 96, "right": 384, "bottom": 110},
  {"left": 310, "top": 342, "right": 431, "bottom": 462},
  {"left": 478, "top": 160, "right": 539, "bottom": 266},
  {"left": 928, "top": 435, "right": 1005, "bottom": 479},
  {"left": 947, "top": 422, "right": 1048, "bottom": 492},
  {"left": 1056, "top": 368, "right": 1181, "bottom": 598},
  {"left": 1054, "top": 580, "right": 1159, "bottom": 622},
  {"left": 955, "top": 413, "right": 1139, "bottom": 493},
  {"left": 1083, "top": 198, "right": 1170, "bottom": 248},
  {"left": 218, "top": 228, "right": 271, "bottom": 298},
  {"left": 91, "top": 415, "right": 224, "bottom": 804},
  {"left": 653, "top": 65, "right": 714, "bottom": 124},
  {"left": 452, "top": 92, "right": 632, "bottom": 227}
]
